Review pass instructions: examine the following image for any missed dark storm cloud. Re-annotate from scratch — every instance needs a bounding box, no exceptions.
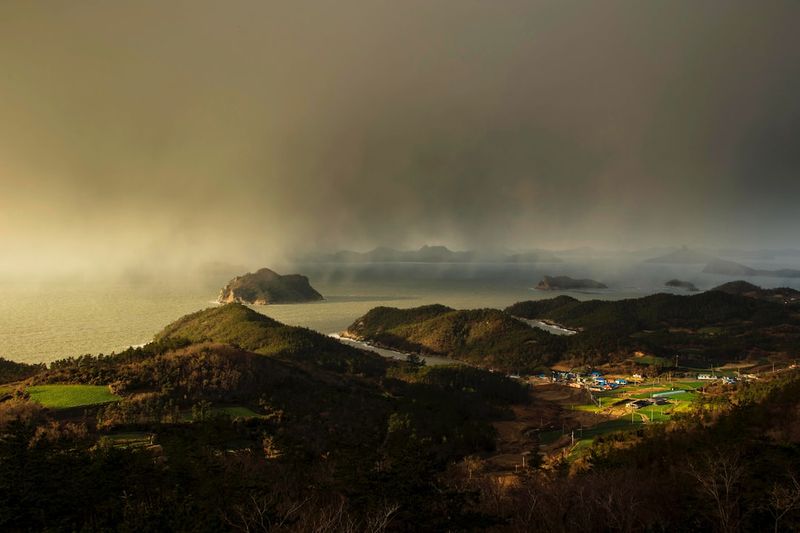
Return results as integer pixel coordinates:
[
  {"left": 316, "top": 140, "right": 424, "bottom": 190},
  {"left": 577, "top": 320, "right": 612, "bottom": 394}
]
[{"left": 0, "top": 0, "right": 798, "bottom": 273}]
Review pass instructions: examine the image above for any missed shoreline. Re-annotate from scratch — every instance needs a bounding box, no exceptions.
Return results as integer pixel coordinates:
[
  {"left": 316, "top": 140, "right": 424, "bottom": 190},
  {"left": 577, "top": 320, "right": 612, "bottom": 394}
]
[
  {"left": 329, "top": 333, "right": 456, "bottom": 366},
  {"left": 513, "top": 316, "right": 579, "bottom": 336}
]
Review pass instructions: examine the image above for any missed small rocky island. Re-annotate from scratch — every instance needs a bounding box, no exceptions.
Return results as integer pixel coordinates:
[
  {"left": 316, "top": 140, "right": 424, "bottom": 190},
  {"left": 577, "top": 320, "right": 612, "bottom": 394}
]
[
  {"left": 217, "top": 268, "right": 323, "bottom": 305},
  {"left": 665, "top": 279, "right": 699, "bottom": 291},
  {"left": 535, "top": 275, "right": 607, "bottom": 290}
]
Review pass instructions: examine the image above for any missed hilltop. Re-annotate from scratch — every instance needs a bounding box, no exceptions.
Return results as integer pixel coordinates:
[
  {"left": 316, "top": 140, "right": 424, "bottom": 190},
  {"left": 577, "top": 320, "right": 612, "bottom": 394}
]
[
  {"left": 156, "top": 303, "right": 384, "bottom": 375},
  {"left": 217, "top": 268, "right": 323, "bottom": 305},
  {"left": 711, "top": 280, "right": 800, "bottom": 305},
  {"left": 344, "top": 305, "right": 565, "bottom": 372}
]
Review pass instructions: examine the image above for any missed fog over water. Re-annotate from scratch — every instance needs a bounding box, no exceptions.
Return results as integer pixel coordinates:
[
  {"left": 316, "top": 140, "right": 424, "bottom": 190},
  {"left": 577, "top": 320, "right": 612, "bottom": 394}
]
[
  {"left": 1, "top": 2, "right": 799, "bottom": 362},
  {"left": 4, "top": 258, "right": 800, "bottom": 364},
  {"left": 1, "top": 1, "right": 800, "bottom": 276}
]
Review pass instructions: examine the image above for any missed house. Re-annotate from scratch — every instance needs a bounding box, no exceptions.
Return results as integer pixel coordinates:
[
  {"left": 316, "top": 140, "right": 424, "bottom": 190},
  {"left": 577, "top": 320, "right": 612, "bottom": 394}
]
[
  {"left": 698, "top": 373, "right": 718, "bottom": 380},
  {"left": 615, "top": 378, "right": 628, "bottom": 385}
]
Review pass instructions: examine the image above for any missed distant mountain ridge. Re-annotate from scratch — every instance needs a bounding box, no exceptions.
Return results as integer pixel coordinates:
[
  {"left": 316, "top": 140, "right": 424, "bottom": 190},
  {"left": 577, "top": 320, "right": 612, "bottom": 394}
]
[
  {"left": 644, "top": 246, "right": 714, "bottom": 264},
  {"left": 703, "top": 258, "right": 800, "bottom": 278},
  {"left": 301, "top": 245, "right": 562, "bottom": 263}
]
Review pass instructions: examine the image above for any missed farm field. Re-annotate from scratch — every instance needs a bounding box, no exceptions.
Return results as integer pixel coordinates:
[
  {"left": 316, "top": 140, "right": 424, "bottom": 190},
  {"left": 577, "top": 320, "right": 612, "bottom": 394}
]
[
  {"left": 536, "top": 378, "right": 704, "bottom": 461},
  {"left": 26, "top": 385, "right": 120, "bottom": 409},
  {"left": 214, "top": 406, "right": 260, "bottom": 418}
]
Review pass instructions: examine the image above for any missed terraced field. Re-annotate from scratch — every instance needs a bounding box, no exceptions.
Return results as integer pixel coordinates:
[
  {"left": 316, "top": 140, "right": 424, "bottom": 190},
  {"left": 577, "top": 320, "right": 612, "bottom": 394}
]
[{"left": 535, "top": 378, "right": 703, "bottom": 461}]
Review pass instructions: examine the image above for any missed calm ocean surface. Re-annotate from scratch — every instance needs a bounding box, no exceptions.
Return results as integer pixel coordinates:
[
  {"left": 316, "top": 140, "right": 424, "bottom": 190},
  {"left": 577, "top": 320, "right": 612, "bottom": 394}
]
[{"left": 2, "top": 260, "right": 798, "bottom": 364}]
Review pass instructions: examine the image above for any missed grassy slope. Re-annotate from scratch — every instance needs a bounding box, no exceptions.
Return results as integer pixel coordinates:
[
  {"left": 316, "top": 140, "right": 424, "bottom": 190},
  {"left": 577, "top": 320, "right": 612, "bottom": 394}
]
[
  {"left": 156, "top": 303, "right": 387, "bottom": 376},
  {"left": 27, "top": 384, "right": 120, "bottom": 409},
  {"left": 346, "top": 305, "right": 566, "bottom": 372}
]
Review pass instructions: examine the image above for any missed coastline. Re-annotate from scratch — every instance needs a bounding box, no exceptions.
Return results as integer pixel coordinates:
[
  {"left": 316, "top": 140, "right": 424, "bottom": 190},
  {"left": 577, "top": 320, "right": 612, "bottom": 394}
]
[
  {"left": 513, "top": 316, "right": 579, "bottom": 336},
  {"left": 329, "top": 333, "right": 456, "bottom": 366}
]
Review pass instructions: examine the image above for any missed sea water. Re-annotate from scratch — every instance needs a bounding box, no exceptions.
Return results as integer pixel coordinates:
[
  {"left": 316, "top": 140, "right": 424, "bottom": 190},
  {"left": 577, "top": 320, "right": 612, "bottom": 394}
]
[{"left": 2, "top": 260, "right": 798, "bottom": 364}]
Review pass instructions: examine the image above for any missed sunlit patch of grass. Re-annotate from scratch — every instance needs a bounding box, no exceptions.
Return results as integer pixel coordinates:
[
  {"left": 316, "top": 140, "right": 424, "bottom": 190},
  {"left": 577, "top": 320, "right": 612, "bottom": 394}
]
[
  {"left": 214, "top": 406, "right": 260, "bottom": 418},
  {"left": 27, "top": 385, "right": 120, "bottom": 409}
]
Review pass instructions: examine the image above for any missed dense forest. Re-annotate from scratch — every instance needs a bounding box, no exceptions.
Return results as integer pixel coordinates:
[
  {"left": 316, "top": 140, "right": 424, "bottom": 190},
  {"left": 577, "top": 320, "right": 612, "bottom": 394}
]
[
  {"left": 2, "top": 300, "right": 800, "bottom": 531},
  {"left": 0, "top": 305, "right": 530, "bottom": 531}
]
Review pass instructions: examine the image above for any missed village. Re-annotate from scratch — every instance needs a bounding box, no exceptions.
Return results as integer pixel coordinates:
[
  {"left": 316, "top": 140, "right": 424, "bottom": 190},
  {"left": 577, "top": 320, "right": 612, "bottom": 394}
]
[{"left": 484, "top": 361, "right": 765, "bottom": 475}]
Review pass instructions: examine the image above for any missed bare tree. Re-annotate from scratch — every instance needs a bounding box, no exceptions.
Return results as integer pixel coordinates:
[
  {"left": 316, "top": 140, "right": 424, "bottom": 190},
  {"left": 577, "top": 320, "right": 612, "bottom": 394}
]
[
  {"left": 222, "top": 493, "right": 308, "bottom": 533},
  {"left": 769, "top": 473, "right": 800, "bottom": 533},
  {"left": 687, "top": 448, "right": 745, "bottom": 533}
]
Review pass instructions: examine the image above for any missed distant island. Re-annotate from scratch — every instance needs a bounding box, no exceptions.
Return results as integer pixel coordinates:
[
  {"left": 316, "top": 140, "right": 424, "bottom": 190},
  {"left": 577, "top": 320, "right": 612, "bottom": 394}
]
[
  {"left": 217, "top": 268, "right": 323, "bottom": 305},
  {"left": 644, "top": 246, "right": 714, "bottom": 264},
  {"left": 703, "top": 258, "right": 800, "bottom": 278},
  {"left": 665, "top": 279, "right": 699, "bottom": 292},
  {"left": 299, "top": 245, "right": 563, "bottom": 263},
  {"left": 535, "top": 275, "right": 607, "bottom": 290}
]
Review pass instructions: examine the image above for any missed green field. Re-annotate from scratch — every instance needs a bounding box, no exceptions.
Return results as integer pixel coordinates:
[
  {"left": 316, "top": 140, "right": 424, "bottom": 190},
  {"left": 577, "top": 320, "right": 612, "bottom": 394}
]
[
  {"left": 214, "top": 406, "right": 260, "bottom": 418},
  {"left": 549, "top": 378, "right": 701, "bottom": 459},
  {"left": 27, "top": 385, "right": 120, "bottom": 409}
]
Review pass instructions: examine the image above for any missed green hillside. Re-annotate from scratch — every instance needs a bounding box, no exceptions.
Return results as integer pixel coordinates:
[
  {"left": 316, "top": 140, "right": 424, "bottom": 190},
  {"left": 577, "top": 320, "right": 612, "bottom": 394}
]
[
  {"left": 506, "top": 290, "right": 800, "bottom": 365},
  {"left": 0, "top": 302, "right": 534, "bottom": 531},
  {"left": 346, "top": 305, "right": 566, "bottom": 372},
  {"left": 156, "top": 303, "right": 386, "bottom": 375}
]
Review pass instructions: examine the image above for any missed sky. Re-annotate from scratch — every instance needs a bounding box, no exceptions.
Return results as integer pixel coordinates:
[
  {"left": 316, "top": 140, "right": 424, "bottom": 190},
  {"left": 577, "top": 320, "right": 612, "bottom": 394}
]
[{"left": 1, "top": 1, "right": 799, "bottom": 275}]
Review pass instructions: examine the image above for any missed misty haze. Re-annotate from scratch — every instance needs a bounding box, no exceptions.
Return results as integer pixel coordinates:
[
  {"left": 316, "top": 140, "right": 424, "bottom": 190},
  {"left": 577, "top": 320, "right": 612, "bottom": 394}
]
[{"left": 1, "top": 2, "right": 799, "bottom": 532}]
